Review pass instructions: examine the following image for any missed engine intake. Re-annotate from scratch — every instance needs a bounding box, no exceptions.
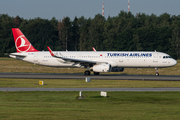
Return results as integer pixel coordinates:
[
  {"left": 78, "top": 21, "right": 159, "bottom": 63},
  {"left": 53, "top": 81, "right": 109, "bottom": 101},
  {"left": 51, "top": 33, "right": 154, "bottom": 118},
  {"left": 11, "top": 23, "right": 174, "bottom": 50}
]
[{"left": 93, "top": 64, "right": 111, "bottom": 72}]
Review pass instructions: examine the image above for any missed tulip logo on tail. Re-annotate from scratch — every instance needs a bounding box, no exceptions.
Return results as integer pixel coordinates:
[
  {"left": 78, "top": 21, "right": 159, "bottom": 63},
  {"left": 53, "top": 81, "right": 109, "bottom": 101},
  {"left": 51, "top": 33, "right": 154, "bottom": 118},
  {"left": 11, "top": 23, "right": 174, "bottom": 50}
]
[{"left": 15, "top": 35, "right": 31, "bottom": 52}]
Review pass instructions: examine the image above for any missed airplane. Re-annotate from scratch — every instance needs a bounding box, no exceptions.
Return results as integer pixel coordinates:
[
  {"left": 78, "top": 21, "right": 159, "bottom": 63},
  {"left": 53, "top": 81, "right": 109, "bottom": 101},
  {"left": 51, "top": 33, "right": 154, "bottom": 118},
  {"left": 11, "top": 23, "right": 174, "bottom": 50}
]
[{"left": 9, "top": 28, "right": 177, "bottom": 76}]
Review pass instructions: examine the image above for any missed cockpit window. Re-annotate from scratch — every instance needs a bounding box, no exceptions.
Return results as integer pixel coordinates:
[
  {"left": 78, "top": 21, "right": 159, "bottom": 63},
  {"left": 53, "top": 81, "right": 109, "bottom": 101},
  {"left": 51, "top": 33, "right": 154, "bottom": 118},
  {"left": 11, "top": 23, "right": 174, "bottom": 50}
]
[{"left": 163, "top": 56, "right": 171, "bottom": 59}]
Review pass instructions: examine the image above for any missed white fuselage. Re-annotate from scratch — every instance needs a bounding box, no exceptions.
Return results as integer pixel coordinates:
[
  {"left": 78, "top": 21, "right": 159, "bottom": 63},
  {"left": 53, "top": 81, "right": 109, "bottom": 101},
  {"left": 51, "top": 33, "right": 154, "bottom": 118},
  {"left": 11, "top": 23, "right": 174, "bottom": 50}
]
[{"left": 10, "top": 51, "right": 177, "bottom": 68}]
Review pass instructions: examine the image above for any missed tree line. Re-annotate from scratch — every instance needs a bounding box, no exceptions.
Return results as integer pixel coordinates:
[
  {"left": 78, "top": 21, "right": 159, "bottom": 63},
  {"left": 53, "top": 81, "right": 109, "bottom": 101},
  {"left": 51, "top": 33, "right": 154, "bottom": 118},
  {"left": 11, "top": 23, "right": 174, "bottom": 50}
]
[{"left": 0, "top": 11, "right": 180, "bottom": 59}]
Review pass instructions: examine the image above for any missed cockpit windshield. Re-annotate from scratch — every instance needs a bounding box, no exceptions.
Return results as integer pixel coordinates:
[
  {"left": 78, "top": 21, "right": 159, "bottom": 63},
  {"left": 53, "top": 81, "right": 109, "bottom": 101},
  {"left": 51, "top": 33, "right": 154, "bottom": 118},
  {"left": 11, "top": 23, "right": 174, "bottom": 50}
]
[{"left": 163, "top": 56, "right": 171, "bottom": 59}]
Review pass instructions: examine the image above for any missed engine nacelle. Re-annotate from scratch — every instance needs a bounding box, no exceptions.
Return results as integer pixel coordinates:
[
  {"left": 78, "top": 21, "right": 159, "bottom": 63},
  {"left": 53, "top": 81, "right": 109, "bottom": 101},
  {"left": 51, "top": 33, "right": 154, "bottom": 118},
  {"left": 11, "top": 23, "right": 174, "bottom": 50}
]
[
  {"left": 93, "top": 64, "right": 111, "bottom": 72},
  {"left": 111, "top": 67, "right": 124, "bottom": 72}
]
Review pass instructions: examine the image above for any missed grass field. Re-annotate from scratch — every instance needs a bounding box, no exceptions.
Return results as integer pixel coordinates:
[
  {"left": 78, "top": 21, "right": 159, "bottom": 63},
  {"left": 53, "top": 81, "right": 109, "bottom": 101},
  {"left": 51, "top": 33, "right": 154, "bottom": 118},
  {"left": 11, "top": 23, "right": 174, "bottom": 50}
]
[
  {"left": 0, "top": 91, "right": 180, "bottom": 120},
  {"left": 0, "top": 57, "right": 179, "bottom": 75},
  {"left": 1, "top": 78, "right": 180, "bottom": 88},
  {"left": 0, "top": 57, "right": 180, "bottom": 120}
]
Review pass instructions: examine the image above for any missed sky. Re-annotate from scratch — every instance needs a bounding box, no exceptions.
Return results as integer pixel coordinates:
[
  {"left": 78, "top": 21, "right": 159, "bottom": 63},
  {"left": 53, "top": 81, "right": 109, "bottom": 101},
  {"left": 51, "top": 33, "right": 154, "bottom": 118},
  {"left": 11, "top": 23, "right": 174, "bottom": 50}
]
[{"left": 0, "top": 0, "right": 180, "bottom": 21}]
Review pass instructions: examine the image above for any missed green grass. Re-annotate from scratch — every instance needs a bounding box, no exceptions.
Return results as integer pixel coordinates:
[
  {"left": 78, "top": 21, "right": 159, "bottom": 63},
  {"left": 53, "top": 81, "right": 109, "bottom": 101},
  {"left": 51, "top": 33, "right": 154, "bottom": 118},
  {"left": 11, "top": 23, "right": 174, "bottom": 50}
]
[
  {"left": 0, "top": 57, "right": 179, "bottom": 75},
  {"left": 0, "top": 91, "right": 180, "bottom": 120},
  {"left": 1, "top": 78, "right": 180, "bottom": 88},
  {"left": 0, "top": 58, "right": 180, "bottom": 120}
]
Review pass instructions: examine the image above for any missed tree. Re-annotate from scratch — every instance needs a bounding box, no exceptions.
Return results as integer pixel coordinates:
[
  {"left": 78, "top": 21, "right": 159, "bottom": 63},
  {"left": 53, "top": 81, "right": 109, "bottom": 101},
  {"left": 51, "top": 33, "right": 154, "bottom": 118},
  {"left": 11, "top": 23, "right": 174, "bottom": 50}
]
[
  {"left": 78, "top": 17, "right": 91, "bottom": 51},
  {"left": 71, "top": 17, "right": 80, "bottom": 51},
  {"left": 58, "top": 17, "right": 72, "bottom": 51},
  {"left": 0, "top": 12, "right": 180, "bottom": 59},
  {"left": 169, "top": 18, "right": 180, "bottom": 59},
  {"left": 14, "top": 16, "right": 22, "bottom": 28},
  {"left": 88, "top": 14, "right": 105, "bottom": 51}
]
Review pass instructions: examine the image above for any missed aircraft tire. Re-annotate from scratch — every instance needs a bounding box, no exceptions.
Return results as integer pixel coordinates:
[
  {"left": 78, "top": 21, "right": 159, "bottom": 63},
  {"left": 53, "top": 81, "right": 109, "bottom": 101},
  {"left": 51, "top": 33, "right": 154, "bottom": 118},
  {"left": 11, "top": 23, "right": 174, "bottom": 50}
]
[
  {"left": 84, "top": 71, "right": 90, "bottom": 75},
  {"left": 155, "top": 72, "right": 159, "bottom": 76},
  {"left": 94, "top": 72, "right": 100, "bottom": 75}
]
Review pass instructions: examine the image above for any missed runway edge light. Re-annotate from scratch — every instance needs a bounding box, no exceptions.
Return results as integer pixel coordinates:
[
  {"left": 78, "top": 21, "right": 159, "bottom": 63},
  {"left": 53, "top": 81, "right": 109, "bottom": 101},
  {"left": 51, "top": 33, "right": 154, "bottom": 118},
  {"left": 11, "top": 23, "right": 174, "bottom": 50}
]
[{"left": 39, "top": 81, "right": 44, "bottom": 85}]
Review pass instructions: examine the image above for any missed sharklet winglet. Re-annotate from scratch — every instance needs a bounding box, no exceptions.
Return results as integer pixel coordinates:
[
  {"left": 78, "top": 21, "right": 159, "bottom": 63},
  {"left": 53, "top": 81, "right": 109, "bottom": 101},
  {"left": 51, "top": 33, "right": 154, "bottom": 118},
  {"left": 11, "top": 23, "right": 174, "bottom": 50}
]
[{"left": 47, "top": 46, "right": 55, "bottom": 56}]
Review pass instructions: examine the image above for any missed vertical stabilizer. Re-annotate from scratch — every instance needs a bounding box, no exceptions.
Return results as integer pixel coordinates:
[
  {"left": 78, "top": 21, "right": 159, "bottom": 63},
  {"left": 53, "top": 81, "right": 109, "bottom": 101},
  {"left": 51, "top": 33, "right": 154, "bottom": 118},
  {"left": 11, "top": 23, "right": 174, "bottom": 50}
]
[{"left": 12, "top": 28, "right": 39, "bottom": 52}]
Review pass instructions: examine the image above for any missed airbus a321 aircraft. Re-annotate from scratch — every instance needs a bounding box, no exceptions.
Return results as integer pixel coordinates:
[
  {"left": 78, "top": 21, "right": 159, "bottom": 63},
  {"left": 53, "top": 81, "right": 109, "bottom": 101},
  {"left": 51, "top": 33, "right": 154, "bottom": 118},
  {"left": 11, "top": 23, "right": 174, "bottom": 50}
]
[{"left": 9, "top": 28, "right": 177, "bottom": 76}]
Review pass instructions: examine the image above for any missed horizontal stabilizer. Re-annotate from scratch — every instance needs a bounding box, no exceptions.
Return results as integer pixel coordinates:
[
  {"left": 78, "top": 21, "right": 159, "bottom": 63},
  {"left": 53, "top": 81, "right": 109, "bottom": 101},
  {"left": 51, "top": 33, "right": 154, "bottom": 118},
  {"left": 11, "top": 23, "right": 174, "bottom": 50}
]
[
  {"left": 9, "top": 53, "right": 26, "bottom": 57},
  {"left": 9, "top": 53, "right": 26, "bottom": 60}
]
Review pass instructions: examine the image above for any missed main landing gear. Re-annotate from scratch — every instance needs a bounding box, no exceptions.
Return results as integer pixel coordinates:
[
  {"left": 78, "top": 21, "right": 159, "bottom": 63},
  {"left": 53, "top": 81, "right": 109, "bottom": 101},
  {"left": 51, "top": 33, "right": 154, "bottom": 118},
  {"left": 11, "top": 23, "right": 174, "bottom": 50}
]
[
  {"left": 94, "top": 72, "right": 100, "bottom": 75},
  {"left": 155, "top": 68, "right": 159, "bottom": 76},
  {"left": 84, "top": 70, "right": 90, "bottom": 75},
  {"left": 84, "top": 71, "right": 100, "bottom": 75}
]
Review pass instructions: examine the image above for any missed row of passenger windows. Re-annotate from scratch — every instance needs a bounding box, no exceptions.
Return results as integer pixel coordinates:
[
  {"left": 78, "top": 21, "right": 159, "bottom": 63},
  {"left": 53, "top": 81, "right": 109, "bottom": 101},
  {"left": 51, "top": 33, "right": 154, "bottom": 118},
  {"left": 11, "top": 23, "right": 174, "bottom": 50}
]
[
  {"left": 44, "top": 56, "right": 100, "bottom": 58},
  {"left": 44, "top": 56, "right": 152, "bottom": 58},
  {"left": 44, "top": 56, "right": 76, "bottom": 58},
  {"left": 44, "top": 56, "right": 172, "bottom": 59},
  {"left": 63, "top": 56, "right": 75, "bottom": 58},
  {"left": 82, "top": 56, "right": 100, "bottom": 58}
]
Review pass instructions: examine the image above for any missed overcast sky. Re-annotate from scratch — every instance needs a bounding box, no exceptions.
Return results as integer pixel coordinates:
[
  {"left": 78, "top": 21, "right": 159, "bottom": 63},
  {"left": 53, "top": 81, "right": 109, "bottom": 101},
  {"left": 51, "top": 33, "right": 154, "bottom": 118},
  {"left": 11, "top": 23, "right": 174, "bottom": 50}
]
[{"left": 0, "top": 0, "right": 180, "bottom": 20}]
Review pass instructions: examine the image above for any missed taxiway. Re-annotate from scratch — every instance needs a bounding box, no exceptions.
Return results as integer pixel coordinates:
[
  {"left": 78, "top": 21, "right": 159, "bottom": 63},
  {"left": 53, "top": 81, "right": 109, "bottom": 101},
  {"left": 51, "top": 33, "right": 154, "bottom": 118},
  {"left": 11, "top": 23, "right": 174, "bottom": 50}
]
[{"left": 0, "top": 72, "right": 180, "bottom": 81}]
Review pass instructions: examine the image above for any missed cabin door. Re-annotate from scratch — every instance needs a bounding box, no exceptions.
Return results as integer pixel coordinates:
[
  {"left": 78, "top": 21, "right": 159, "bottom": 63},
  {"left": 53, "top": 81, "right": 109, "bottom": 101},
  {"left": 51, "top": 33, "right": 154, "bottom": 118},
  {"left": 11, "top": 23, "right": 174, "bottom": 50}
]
[
  {"left": 119, "top": 56, "right": 123, "bottom": 62},
  {"left": 34, "top": 53, "right": 38, "bottom": 64},
  {"left": 153, "top": 53, "right": 158, "bottom": 62}
]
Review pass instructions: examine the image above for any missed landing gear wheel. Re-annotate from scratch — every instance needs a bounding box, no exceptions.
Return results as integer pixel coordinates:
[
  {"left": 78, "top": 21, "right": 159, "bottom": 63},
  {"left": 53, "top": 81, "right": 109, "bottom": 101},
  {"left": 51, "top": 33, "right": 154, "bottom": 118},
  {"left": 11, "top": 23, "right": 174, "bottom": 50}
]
[
  {"left": 155, "top": 72, "right": 159, "bottom": 76},
  {"left": 84, "top": 70, "right": 90, "bottom": 75},
  {"left": 94, "top": 72, "right": 100, "bottom": 75},
  {"left": 155, "top": 68, "right": 159, "bottom": 76}
]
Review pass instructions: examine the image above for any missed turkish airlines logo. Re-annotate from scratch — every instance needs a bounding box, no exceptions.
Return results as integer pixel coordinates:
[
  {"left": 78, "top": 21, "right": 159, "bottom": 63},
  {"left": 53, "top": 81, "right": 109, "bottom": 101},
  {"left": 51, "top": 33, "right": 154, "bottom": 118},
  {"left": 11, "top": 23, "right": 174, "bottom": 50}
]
[{"left": 15, "top": 35, "right": 31, "bottom": 52}]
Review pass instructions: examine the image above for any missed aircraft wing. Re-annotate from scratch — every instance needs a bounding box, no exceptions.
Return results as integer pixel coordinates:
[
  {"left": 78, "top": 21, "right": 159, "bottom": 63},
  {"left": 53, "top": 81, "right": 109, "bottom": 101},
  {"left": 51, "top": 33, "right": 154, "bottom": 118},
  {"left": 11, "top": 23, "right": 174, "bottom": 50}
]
[{"left": 47, "top": 46, "right": 101, "bottom": 66}]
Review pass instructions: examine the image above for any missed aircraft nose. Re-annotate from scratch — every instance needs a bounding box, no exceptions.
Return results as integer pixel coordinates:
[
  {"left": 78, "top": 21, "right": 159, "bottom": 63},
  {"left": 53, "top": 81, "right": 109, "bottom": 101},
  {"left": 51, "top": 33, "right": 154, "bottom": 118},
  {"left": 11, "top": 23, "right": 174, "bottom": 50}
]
[{"left": 172, "top": 59, "right": 177, "bottom": 66}]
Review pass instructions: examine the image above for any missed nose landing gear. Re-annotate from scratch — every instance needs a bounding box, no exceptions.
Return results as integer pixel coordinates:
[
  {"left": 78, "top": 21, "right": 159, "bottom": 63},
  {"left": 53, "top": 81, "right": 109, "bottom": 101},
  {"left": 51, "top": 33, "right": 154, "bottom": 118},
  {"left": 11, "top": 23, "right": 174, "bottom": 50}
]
[{"left": 155, "top": 68, "right": 159, "bottom": 76}]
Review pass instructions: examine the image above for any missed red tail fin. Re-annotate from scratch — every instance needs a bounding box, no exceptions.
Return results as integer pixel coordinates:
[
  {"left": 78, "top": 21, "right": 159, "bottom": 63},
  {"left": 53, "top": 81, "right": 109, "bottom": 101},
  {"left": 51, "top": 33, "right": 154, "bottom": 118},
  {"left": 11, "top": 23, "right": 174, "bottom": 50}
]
[{"left": 12, "top": 28, "right": 39, "bottom": 52}]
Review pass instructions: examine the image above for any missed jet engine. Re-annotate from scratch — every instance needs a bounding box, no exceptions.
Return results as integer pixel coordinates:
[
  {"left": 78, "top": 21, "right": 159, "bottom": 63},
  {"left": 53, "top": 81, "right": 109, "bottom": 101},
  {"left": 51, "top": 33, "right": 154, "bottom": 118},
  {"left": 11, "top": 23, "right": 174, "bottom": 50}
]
[
  {"left": 92, "top": 64, "right": 111, "bottom": 72},
  {"left": 111, "top": 67, "right": 124, "bottom": 72}
]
